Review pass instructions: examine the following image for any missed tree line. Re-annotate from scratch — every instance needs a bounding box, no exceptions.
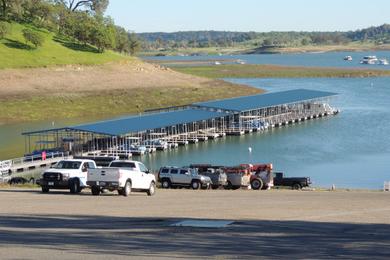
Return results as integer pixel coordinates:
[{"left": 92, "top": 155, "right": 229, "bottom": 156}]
[
  {"left": 139, "top": 24, "right": 390, "bottom": 50},
  {"left": 0, "top": 0, "right": 139, "bottom": 54}
]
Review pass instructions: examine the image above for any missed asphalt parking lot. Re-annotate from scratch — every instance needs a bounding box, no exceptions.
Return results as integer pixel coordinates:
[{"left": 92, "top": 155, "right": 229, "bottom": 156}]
[{"left": 0, "top": 188, "right": 389, "bottom": 259}]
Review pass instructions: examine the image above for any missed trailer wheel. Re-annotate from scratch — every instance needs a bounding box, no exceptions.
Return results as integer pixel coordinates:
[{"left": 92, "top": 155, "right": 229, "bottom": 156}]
[
  {"left": 41, "top": 186, "right": 49, "bottom": 193},
  {"left": 293, "top": 183, "right": 302, "bottom": 190},
  {"left": 147, "top": 182, "right": 156, "bottom": 196},
  {"left": 123, "top": 181, "right": 131, "bottom": 197},
  {"left": 251, "top": 179, "right": 263, "bottom": 190},
  {"left": 91, "top": 186, "right": 101, "bottom": 196}
]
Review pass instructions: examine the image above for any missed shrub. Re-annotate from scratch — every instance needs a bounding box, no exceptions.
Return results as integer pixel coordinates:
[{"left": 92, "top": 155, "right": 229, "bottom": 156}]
[
  {"left": 0, "top": 21, "right": 10, "bottom": 39},
  {"left": 22, "top": 28, "right": 45, "bottom": 48}
]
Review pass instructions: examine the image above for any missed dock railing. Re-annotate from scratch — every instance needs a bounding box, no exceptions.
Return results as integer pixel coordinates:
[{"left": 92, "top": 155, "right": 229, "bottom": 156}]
[
  {"left": 2, "top": 152, "right": 70, "bottom": 175},
  {"left": 11, "top": 151, "right": 69, "bottom": 166}
]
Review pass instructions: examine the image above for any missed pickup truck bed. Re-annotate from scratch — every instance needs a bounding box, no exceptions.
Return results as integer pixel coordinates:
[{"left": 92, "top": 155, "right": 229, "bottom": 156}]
[{"left": 87, "top": 160, "right": 156, "bottom": 196}]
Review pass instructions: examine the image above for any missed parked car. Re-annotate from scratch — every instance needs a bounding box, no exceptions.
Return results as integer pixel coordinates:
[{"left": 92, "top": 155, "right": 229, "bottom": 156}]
[
  {"left": 39, "top": 159, "right": 97, "bottom": 193},
  {"left": 87, "top": 160, "right": 156, "bottom": 196},
  {"left": 273, "top": 172, "right": 311, "bottom": 189},
  {"left": 189, "top": 164, "right": 228, "bottom": 189},
  {"left": 158, "top": 166, "right": 212, "bottom": 190}
]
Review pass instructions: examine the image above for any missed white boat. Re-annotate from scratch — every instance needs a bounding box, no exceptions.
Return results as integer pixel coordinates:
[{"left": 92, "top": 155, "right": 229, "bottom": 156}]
[
  {"left": 343, "top": 56, "right": 352, "bottom": 61},
  {"left": 360, "top": 56, "right": 378, "bottom": 65},
  {"left": 236, "top": 59, "right": 246, "bottom": 64},
  {"left": 379, "top": 59, "right": 389, "bottom": 65},
  {"left": 214, "top": 61, "right": 221, "bottom": 65}
]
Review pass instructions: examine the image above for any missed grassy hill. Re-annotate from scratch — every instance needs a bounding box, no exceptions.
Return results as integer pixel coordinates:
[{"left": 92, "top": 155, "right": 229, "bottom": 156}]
[{"left": 0, "top": 22, "right": 128, "bottom": 69}]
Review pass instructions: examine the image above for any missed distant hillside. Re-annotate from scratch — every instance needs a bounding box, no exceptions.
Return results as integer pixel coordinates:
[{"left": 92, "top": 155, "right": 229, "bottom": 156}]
[
  {"left": 138, "top": 24, "right": 390, "bottom": 50},
  {"left": 347, "top": 24, "right": 390, "bottom": 43},
  {"left": 0, "top": 23, "right": 128, "bottom": 69},
  {"left": 138, "top": 31, "right": 257, "bottom": 47}
]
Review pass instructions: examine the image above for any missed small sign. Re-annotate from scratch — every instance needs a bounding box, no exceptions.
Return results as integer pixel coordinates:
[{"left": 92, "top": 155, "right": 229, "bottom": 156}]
[{"left": 0, "top": 160, "right": 12, "bottom": 175}]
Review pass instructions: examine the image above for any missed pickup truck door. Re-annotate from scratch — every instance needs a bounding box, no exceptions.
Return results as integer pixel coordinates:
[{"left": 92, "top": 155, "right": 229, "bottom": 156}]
[
  {"left": 273, "top": 172, "right": 283, "bottom": 186},
  {"left": 137, "top": 162, "right": 151, "bottom": 189},
  {"left": 78, "top": 162, "right": 90, "bottom": 186}
]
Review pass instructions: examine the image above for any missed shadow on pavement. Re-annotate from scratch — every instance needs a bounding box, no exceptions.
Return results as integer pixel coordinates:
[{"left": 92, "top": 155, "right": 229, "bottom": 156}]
[{"left": 0, "top": 214, "right": 389, "bottom": 258}]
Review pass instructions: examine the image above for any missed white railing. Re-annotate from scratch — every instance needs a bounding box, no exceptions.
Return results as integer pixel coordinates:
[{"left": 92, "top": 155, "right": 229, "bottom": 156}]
[{"left": 8, "top": 152, "right": 70, "bottom": 168}]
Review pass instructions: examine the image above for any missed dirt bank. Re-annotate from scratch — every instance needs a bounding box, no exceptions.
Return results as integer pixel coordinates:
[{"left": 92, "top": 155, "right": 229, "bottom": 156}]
[
  {"left": 0, "top": 60, "right": 261, "bottom": 124},
  {"left": 0, "top": 60, "right": 235, "bottom": 98}
]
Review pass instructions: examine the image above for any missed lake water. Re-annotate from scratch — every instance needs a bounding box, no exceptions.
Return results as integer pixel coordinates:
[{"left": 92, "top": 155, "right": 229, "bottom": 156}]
[
  {"left": 2, "top": 51, "right": 390, "bottom": 189},
  {"left": 146, "top": 51, "right": 390, "bottom": 69},
  {"left": 139, "top": 77, "right": 390, "bottom": 189}
]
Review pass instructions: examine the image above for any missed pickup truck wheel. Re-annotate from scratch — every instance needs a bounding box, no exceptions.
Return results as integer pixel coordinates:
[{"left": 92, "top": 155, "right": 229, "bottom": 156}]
[
  {"left": 191, "top": 180, "right": 200, "bottom": 190},
  {"left": 91, "top": 186, "right": 101, "bottom": 196},
  {"left": 69, "top": 179, "right": 80, "bottom": 194},
  {"left": 251, "top": 179, "right": 263, "bottom": 190},
  {"left": 147, "top": 182, "right": 156, "bottom": 196},
  {"left": 293, "top": 183, "right": 302, "bottom": 190},
  {"left": 123, "top": 181, "right": 131, "bottom": 197},
  {"left": 41, "top": 186, "right": 49, "bottom": 193},
  {"left": 161, "top": 179, "right": 171, "bottom": 189}
]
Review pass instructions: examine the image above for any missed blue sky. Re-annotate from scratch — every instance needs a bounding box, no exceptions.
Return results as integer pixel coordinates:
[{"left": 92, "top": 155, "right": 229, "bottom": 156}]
[{"left": 106, "top": 0, "right": 390, "bottom": 33}]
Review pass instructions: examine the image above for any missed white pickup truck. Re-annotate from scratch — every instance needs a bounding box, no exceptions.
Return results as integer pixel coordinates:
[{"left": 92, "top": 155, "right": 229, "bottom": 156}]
[
  {"left": 87, "top": 160, "right": 156, "bottom": 196},
  {"left": 40, "top": 159, "right": 97, "bottom": 193}
]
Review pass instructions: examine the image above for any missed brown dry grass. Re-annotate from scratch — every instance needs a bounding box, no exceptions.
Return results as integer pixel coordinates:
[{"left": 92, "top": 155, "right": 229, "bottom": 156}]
[{"left": 0, "top": 59, "right": 214, "bottom": 98}]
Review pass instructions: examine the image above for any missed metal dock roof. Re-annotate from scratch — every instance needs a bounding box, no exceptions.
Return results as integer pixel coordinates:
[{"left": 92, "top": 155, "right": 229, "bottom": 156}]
[
  {"left": 23, "top": 108, "right": 227, "bottom": 136},
  {"left": 194, "top": 89, "right": 337, "bottom": 112}
]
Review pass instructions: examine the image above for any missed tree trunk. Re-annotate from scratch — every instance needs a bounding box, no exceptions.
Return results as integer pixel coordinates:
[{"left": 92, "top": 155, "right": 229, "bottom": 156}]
[{"left": 1, "top": 0, "right": 7, "bottom": 20}]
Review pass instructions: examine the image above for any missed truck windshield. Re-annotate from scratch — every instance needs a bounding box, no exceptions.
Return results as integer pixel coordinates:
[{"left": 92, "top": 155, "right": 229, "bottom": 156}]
[
  {"left": 110, "top": 162, "right": 136, "bottom": 168},
  {"left": 54, "top": 161, "right": 81, "bottom": 169}
]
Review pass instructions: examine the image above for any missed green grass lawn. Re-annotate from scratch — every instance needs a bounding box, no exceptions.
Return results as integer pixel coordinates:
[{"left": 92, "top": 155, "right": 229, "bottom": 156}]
[
  {"left": 173, "top": 64, "right": 390, "bottom": 78},
  {"left": 0, "top": 22, "right": 129, "bottom": 69}
]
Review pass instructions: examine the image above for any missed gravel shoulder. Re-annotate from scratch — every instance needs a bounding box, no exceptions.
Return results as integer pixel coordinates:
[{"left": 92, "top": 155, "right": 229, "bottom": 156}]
[{"left": 0, "top": 188, "right": 389, "bottom": 259}]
